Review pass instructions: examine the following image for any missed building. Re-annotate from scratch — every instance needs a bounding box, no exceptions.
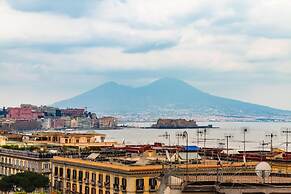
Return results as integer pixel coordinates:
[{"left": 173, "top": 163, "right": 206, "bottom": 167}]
[
  {"left": 7, "top": 107, "right": 43, "bottom": 120},
  {"left": 99, "top": 117, "right": 118, "bottom": 129},
  {"left": 0, "top": 147, "right": 52, "bottom": 176},
  {"left": 52, "top": 156, "right": 160, "bottom": 194},
  {"left": 15, "top": 119, "right": 42, "bottom": 130},
  {"left": 62, "top": 108, "right": 85, "bottom": 117},
  {"left": 0, "top": 118, "right": 15, "bottom": 130},
  {"left": 51, "top": 118, "right": 66, "bottom": 129},
  {"left": 25, "top": 132, "right": 116, "bottom": 148}
]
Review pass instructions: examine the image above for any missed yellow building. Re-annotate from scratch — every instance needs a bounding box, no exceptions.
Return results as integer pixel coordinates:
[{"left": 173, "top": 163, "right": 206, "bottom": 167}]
[{"left": 52, "top": 156, "right": 160, "bottom": 194}]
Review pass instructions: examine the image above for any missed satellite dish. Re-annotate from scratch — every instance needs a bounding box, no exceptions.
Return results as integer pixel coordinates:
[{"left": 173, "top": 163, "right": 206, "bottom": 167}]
[{"left": 255, "top": 162, "right": 271, "bottom": 183}]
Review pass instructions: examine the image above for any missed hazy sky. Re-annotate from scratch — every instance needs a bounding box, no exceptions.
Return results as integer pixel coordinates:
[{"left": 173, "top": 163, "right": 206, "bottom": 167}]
[{"left": 1, "top": 0, "right": 291, "bottom": 110}]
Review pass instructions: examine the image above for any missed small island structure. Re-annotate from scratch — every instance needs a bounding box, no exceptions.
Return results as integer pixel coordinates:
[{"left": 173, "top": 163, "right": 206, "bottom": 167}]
[{"left": 151, "top": 118, "right": 213, "bottom": 129}]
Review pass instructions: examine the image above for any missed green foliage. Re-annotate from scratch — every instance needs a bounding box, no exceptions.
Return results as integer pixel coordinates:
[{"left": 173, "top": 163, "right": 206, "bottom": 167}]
[
  {"left": 1, "top": 144, "right": 38, "bottom": 151},
  {"left": 0, "top": 172, "right": 49, "bottom": 192}
]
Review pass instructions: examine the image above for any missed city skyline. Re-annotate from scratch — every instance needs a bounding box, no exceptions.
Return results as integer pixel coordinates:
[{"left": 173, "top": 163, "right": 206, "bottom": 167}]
[{"left": 1, "top": 0, "right": 291, "bottom": 110}]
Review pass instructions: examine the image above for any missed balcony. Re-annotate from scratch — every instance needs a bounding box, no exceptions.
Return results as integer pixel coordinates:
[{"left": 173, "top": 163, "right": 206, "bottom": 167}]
[
  {"left": 149, "top": 186, "right": 157, "bottom": 192},
  {"left": 104, "top": 182, "right": 110, "bottom": 189},
  {"left": 121, "top": 185, "right": 126, "bottom": 192},
  {"left": 113, "top": 184, "right": 119, "bottom": 191},
  {"left": 98, "top": 181, "right": 103, "bottom": 187}
]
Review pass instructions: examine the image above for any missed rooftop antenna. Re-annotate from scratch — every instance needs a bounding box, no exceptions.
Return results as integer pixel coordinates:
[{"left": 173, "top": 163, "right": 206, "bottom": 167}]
[
  {"left": 175, "top": 132, "right": 183, "bottom": 146},
  {"left": 202, "top": 128, "right": 208, "bottom": 164},
  {"left": 282, "top": 128, "right": 291, "bottom": 153},
  {"left": 196, "top": 129, "right": 203, "bottom": 147},
  {"left": 281, "top": 128, "right": 291, "bottom": 175},
  {"left": 266, "top": 132, "right": 276, "bottom": 153},
  {"left": 160, "top": 132, "right": 171, "bottom": 146},
  {"left": 260, "top": 140, "right": 269, "bottom": 161},
  {"left": 224, "top": 134, "right": 233, "bottom": 162},
  {"left": 242, "top": 127, "right": 249, "bottom": 157}
]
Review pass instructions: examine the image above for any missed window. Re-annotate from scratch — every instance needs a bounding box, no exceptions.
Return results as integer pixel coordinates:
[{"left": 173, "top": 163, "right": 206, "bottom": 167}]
[
  {"left": 85, "top": 186, "right": 89, "bottom": 194},
  {"left": 60, "top": 168, "right": 63, "bottom": 177},
  {"left": 105, "top": 191, "right": 110, "bottom": 194},
  {"left": 85, "top": 171, "right": 89, "bottom": 179},
  {"left": 114, "top": 177, "right": 119, "bottom": 191},
  {"left": 98, "top": 189, "right": 103, "bottom": 194},
  {"left": 79, "top": 184, "right": 83, "bottom": 193},
  {"left": 136, "top": 179, "right": 144, "bottom": 191},
  {"left": 121, "top": 178, "right": 127, "bottom": 191},
  {"left": 66, "top": 182, "right": 71, "bottom": 191},
  {"left": 91, "top": 188, "right": 96, "bottom": 194},
  {"left": 67, "top": 169, "right": 71, "bottom": 179},
  {"left": 98, "top": 174, "right": 103, "bottom": 187},
  {"left": 149, "top": 178, "right": 157, "bottom": 190},
  {"left": 105, "top": 175, "right": 110, "bottom": 189},
  {"left": 79, "top": 170, "right": 83, "bottom": 182},
  {"left": 72, "top": 184, "right": 77, "bottom": 192},
  {"left": 92, "top": 173, "right": 96, "bottom": 185},
  {"left": 54, "top": 167, "right": 58, "bottom": 176},
  {"left": 73, "top": 169, "right": 77, "bottom": 180}
]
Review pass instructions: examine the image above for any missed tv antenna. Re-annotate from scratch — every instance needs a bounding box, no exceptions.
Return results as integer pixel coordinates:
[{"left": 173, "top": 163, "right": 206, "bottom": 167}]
[
  {"left": 266, "top": 132, "right": 276, "bottom": 153},
  {"left": 225, "top": 134, "right": 233, "bottom": 162},
  {"left": 160, "top": 132, "right": 171, "bottom": 146}
]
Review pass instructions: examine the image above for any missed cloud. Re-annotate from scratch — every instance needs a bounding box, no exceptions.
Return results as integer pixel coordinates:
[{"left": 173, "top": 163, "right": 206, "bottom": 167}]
[
  {"left": 1, "top": 0, "right": 291, "bottom": 109},
  {"left": 6, "top": 0, "right": 96, "bottom": 17}
]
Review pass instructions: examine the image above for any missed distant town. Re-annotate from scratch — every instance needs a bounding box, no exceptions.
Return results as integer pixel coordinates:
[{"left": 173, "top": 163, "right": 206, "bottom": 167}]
[{"left": 0, "top": 104, "right": 118, "bottom": 131}]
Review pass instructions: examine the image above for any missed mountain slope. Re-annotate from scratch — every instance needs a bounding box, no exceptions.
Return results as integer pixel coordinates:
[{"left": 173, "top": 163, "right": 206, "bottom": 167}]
[{"left": 54, "top": 78, "right": 291, "bottom": 116}]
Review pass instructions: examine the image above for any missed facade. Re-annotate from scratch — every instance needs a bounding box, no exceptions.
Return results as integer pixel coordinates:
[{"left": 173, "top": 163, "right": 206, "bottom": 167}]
[
  {"left": 52, "top": 156, "right": 160, "bottom": 194},
  {"left": 25, "top": 132, "right": 115, "bottom": 147},
  {"left": 7, "top": 107, "right": 43, "bottom": 120},
  {"left": 0, "top": 148, "right": 52, "bottom": 176},
  {"left": 62, "top": 108, "right": 85, "bottom": 117}
]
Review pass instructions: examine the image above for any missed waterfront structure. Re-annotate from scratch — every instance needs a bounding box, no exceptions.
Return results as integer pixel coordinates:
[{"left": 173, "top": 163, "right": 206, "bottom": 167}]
[{"left": 152, "top": 118, "right": 198, "bottom": 129}]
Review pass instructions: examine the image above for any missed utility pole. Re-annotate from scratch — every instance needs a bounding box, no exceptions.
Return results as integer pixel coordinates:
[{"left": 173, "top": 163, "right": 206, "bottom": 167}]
[{"left": 225, "top": 135, "right": 233, "bottom": 162}]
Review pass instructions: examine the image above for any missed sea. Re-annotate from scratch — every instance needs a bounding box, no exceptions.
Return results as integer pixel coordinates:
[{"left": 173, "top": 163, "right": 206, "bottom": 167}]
[{"left": 81, "top": 122, "right": 291, "bottom": 151}]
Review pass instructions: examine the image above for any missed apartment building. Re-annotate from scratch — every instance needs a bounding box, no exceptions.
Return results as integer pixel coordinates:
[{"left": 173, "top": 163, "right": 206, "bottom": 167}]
[
  {"left": 0, "top": 148, "right": 52, "bottom": 176},
  {"left": 52, "top": 156, "right": 160, "bottom": 194}
]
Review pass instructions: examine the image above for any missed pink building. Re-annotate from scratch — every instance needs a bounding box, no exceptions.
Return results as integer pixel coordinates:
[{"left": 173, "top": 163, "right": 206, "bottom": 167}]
[{"left": 7, "top": 107, "right": 43, "bottom": 121}]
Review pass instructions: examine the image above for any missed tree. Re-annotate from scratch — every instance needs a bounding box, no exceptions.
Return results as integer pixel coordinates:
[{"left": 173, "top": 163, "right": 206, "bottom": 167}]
[{"left": 0, "top": 172, "right": 49, "bottom": 192}]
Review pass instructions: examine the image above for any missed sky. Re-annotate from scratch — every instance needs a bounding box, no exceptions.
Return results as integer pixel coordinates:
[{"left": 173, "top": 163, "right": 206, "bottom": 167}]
[{"left": 1, "top": 0, "right": 291, "bottom": 110}]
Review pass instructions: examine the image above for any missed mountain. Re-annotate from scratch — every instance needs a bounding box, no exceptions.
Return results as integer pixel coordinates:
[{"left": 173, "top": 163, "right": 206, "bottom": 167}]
[{"left": 54, "top": 78, "right": 291, "bottom": 117}]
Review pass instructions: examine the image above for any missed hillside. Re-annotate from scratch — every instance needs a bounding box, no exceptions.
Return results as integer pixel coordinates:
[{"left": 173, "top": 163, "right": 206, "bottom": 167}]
[{"left": 54, "top": 78, "right": 291, "bottom": 117}]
